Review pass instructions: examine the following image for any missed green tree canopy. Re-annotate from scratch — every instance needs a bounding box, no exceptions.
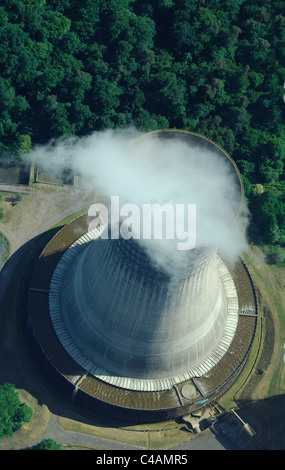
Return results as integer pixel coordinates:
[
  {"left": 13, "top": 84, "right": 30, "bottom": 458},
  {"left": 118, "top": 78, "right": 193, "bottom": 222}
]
[
  {"left": 35, "top": 438, "right": 62, "bottom": 450},
  {"left": 0, "top": 383, "right": 33, "bottom": 439},
  {"left": 0, "top": 0, "right": 284, "bottom": 252}
]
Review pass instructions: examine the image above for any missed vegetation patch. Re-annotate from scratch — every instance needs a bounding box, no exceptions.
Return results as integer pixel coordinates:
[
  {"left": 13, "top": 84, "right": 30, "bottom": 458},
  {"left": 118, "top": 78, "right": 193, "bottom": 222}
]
[
  {"left": 0, "top": 383, "right": 33, "bottom": 439},
  {"left": 0, "top": 0, "right": 283, "bottom": 260},
  {"left": 34, "top": 439, "right": 61, "bottom": 450}
]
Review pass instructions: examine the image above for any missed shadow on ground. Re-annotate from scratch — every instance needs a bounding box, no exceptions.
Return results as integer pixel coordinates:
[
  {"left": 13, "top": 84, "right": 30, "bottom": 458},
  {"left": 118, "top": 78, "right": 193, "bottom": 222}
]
[{"left": 0, "top": 230, "right": 160, "bottom": 430}]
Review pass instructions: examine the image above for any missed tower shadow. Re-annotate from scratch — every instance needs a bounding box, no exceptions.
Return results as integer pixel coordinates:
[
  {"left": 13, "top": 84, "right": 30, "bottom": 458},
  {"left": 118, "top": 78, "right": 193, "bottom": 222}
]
[{"left": 0, "top": 227, "right": 139, "bottom": 428}]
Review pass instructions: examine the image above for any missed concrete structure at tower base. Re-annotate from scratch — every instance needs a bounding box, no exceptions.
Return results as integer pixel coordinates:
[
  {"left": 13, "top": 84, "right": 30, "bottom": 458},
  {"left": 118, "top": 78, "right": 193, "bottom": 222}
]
[{"left": 27, "top": 213, "right": 257, "bottom": 423}]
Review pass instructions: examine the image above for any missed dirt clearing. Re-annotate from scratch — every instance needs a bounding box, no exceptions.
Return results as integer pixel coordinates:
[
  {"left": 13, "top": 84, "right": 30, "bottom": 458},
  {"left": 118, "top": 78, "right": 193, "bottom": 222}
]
[{"left": 0, "top": 183, "right": 103, "bottom": 255}]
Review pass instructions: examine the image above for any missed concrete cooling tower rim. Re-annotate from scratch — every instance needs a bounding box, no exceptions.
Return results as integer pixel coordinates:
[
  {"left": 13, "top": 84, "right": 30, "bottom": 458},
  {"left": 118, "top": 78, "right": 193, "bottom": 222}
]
[
  {"left": 139, "top": 129, "right": 244, "bottom": 222},
  {"left": 49, "top": 226, "right": 239, "bottom": 392}
]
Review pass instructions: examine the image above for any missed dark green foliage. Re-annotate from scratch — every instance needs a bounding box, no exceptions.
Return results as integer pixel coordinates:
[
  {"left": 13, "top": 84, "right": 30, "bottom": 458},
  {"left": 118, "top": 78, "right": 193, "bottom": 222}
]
[
  {"left": 35, "top": 438, "right": 61, "bottom": 450},
  {"left": 0, "top": 0, "right": 283, "bottom": 145},
  {"left": 0, "top": 0, "right": 284, "bottom": 251},
  {"left": 249, "top": 186, "right": 285, "bottom": 248},
  {"left": 0, "top": 383, "right": 33, "bottom": 438}
]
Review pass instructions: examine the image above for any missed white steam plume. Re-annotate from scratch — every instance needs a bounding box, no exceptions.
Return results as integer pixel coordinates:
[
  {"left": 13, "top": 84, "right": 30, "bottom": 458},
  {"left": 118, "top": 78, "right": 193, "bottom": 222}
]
[{"left": 29, "top": 127, "right": 249, "bottom": 274}]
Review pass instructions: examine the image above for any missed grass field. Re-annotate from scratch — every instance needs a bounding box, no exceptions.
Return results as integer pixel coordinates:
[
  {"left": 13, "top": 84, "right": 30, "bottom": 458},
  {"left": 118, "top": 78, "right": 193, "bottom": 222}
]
[
  {"left": 218, "top": 244, "right": 285, "bottom": 449},
  {"left": 243, "top": 245, "right": 285, "bottom": 400}
]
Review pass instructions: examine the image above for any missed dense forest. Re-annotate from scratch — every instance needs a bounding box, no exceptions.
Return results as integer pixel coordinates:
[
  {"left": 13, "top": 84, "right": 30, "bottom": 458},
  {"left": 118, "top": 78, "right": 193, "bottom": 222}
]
[{"left": 0, "top": 0, "right": 284, "bottom": 259}]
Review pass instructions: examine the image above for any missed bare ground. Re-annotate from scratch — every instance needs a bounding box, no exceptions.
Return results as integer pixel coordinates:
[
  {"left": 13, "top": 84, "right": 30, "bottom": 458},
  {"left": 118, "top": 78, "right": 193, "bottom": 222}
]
[{"left": 0, "top": 184, "right": 97, "bottom": 255}]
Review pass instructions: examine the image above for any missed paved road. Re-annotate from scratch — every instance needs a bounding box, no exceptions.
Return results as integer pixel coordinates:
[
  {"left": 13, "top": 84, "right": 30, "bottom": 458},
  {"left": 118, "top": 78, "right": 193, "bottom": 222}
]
[
  {"left": 28, "top": 413, "right": 144, "bottom": 450},
  {"left": 26, "top": 412, "right": 227, "bottom": 450}
]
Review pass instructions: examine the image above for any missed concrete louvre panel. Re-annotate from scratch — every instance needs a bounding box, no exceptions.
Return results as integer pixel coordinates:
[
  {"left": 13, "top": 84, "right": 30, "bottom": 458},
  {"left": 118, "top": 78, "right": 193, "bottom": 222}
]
[{"left": 49, "top": 232, "right": 239, "bottom": 391}]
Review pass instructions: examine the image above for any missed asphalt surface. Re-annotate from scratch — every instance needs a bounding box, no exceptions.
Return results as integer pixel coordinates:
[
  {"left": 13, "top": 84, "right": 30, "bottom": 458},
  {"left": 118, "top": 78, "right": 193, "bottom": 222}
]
[
  {"left": 28, "top": 413, "right": 144, "bottom": 450},
  {"left": 27, "top": 412, "right": 227, "bottom": 450}
]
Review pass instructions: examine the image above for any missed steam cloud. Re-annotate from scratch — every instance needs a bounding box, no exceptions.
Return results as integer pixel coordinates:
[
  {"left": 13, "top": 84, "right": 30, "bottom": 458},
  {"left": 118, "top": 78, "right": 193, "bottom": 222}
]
[{"left": 28, "top": 127, "right": 249, "bottom": 274}]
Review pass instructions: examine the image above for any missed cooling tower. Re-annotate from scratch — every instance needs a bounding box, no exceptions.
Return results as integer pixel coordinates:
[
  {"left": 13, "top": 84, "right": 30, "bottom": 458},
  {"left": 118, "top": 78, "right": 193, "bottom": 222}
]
[{"left": 48, "top": 130, "right": 243, "bottom": 392}]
